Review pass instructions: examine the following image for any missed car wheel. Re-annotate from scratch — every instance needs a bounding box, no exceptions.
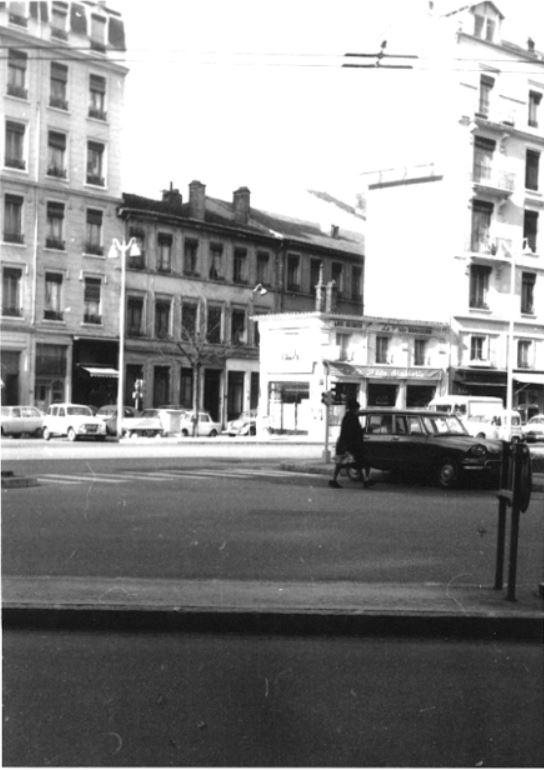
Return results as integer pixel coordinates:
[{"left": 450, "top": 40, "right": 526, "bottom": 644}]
[
  {"left": 476, "top": 432, "right": 486, "bottom": 439},
  {"left": 209, "top": 429, "right": 218, "bottom": 437},
  {"left": 437, "top": 457, "right": 459, "bottom": 489},
  {"left": 347, "top": 466, "right": 364, "bottom": 481},
  {"left": 67, "top": 427, "right": 77, "bottom": 442},
  {"left": 43, "top": 428, "right": 52, "bottom": 441}
]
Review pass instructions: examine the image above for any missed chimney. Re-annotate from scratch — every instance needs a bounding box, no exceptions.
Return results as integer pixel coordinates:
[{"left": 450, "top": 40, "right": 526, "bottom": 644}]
[
  {"left": 325, "top": 280, "right": 337, "bottom": 313},
  {"left": 189, "top": 180, "right": 206, "bottom": 220},
  {"left": 162, "top": 182, "right": 182, "bottom": 209},
  {"left": 528, "top": 37, "right": 535, "bottom": 53},
  {"left": 330, "top": 224, "right": 339, "bottom": 238},
  {"left": 233, "top": 186, "right": 251, "bottom": 225},
  {"left": 315, "top": 263, "right": 325, "bottom": 312}
]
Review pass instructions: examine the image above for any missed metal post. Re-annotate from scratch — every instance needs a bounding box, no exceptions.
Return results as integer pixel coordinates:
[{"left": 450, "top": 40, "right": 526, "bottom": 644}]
[
  {"left": 506, "top": 440, "right": 522, "bottom": 601},
  {"left": 116, "top": 245, "right": 126, "bottom": 439},
  {"left": 322, "top": 403, "right": 331, "bottom": 463},
  {"left": 494, "top": 441, "right": 510, "bottom": 590}
]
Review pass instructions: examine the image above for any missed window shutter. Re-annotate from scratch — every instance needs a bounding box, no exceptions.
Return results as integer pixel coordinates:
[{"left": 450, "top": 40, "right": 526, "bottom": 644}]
[{"left": 108, "top": 16, "right": 126, "bottom": 51}]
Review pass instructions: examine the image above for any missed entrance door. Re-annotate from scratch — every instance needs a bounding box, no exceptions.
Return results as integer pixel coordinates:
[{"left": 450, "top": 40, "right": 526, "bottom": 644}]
[
  {"left": 227, "top": 371, "right": 244, "bottom": 421},
  {"left": 204, "top": 369, "right": 222, "bottom": 422},
  {"left": 1, "top": 350, "right": 20, "bottom": 405}
]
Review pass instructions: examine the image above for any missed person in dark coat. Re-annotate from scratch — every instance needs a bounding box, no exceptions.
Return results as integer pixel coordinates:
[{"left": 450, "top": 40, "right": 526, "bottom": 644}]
[{"left": 329, "top": 398, "right": 370, "bottom": 488}]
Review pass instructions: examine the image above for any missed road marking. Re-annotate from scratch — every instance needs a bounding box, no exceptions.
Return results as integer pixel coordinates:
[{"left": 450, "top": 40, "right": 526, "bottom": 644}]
[
  {"left": 37, "top": 477, "right": 82, "bottom": 485},
  {"left": 36, "top": 468, "right": 321, "bottom": 486},
  {"left": 38, "top": 473, "right": 124, "bottom": 484}
]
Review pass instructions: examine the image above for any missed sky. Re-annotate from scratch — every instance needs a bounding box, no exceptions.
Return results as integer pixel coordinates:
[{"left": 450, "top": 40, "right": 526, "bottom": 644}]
[{"left": 113, "top": 0, "right": 544, "bottom": 215}]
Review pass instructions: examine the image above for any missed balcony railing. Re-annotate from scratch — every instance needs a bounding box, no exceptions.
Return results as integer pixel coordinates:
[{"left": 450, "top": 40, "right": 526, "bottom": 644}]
[
  {"left": 47, "top": 166, "right": 67, "bottom": 179},
  {"left": 472, "top": 165, "right": 515, "bottom": 192},
  {"left": 88, "top": 107, "right": 107, "bottom": 121},
  {"left": 128, "top": 255, "right": 145, "bottom": 270},
  {"left": 45, "top": 237, "right": 65, "bottom": 250},
  {"left": 470, "top": 235, "right": 512, "bottom": 257},
  {"left": 49, "top": 96, "right": 68, "bottom": 110},
  {"left": 3, "top": 232, "right": 24, "bottom": 244},
  {"left": 7, "top": 84, "right": 28, "bottom": 100},
  {"left": 44, "top": 310, "right": 63, "bottom": 321},
  {"left": 5, "top": 158, "right": 25, "bottom": 170},
  {"left": 83, "top": 313, "right": 102, "bottom": 324},
  {"left": 90, "top": 39, "right": 106, "bottom": 53},
  {"left": 2, "top": 306, "right": 22, "bottom": 317},
  {"left": 86, "top": 174, "right": 105, "bottom": 187}
]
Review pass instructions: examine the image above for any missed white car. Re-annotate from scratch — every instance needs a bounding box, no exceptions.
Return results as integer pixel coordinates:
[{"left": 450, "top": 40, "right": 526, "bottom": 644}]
[
  {"left": 522, "top": 414, "right": 544, "bottom": 443},
  {"left": 469, "top": 410, "right": 523, "bottom": 441},
  {"left": 179, "top": 411, "right": 220, "bottom": 437},
  {"left": 1, "top": 406, "right": 44, "bottom": 438},
  {"left": 43, "top": 403, "right": 107, "bottom": 441}
]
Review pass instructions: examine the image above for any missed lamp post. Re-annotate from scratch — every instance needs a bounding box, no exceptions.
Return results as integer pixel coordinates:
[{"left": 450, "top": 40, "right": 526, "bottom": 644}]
[
  {"left": 108, "top": 237, "right": 141, "bottom": 438},
  {"left": 505, "top": 239, "right": 525, "bottom": 437}
]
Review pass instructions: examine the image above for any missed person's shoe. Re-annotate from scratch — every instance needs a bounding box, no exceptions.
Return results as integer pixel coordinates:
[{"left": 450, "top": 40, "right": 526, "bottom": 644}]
[{"left": 328, "top": 480, "right": 341, "bottom": 488}]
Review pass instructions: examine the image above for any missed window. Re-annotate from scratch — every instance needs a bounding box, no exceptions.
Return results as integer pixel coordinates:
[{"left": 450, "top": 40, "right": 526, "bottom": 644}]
[
  {"left": 127, "top": 296, "right": 144, "bottom": 336},
  {"left": 2, "top": 267, "right": 22, "bottom": 316},
  {"left": 233, "top": 248, "right": 247, "bottom": 284},
  {"left": 470, "top": 335, "right": 487, "bottom": 362},
  {"left": 351, "top": 265, "right": 362, "bottom": 300},
  {"left": 331, "top": 262, "right": 343, "bottom": 294},
  {"left": 184, "top": 239, "right": 199, "bottom": 275},
  {"left": 83, "top": 277, "right": 101, "bottom": 324},
  {"left": 86, "top": 141, "right": 105, "bottom": 186},
  {"left": 471, "top": 200, "right": 493, "bottom": 252},
  {"left": 50, "top": 62, "right": 68, "bottom": 110},
  {"left": 309, "top": 258, "right": 321, "bottom": 294},
  {"left": 414, "top": 339, "right": 427, "bottom": 366},
  {"left": 89, "top": 75, "right": 106, "bottom": 120},
  {"left": 257, "top": 251, "right": 270, "bottom": 285},
  {"left": 207, "top": 305, "right": 222, "bottom": 343},
  {"left": 209, "top": 243, "right": 223, "bottom": 279},
  {"left": 375, "top": 336, "right": 389, "bottom": 364},
  {"left": 181, "top": 302, "right": 198, "bottom": 339},
  {"left": 4, "top": 121, "right": 25, "bottom": 169},
  {"left": 478, "top": 75, "right": 494, "bottom": 117},
  {"left": 517, "top": 340, "right": 532, "bottom": 369},
  {"left": 521, "top": 272, "right": 536, "bottom": 314},
  {"left": 85, "top": 209, "right": 103, "bottom": 255},
  {"left": 3, "top": 194, "right": 24, "bottom": 243},
  {"left": 51, "top": 2, "right": 68, "bottom": 39},
  {"left": 128, "top": 227, "right": 145, "bottom": 267},
  {"left": 231, "top": 308, "right": 246, "bottom": 345},
  {"left": 90, "top": 14, "right": 107, "bottom": 52},
  {"left": 8, "top": 1, "right": 28, "bottom": 26},
  {"left": 469, "top": 265, "right": 491, "bottom": 309},
  {"left": 473, "top": 136, "right": 495, "bottom": 184},
  {"left": 157, "top": 233, "right": 172, "bottom": 272},
  {"left": 473, "top": 15, "right": 484, "bottom": 37},
  {"left": 524, "top": 210, "right": 538, "bottom": 253},
  {"left": 528, "top": 90, "right": 541, "bottom": 128},
  {"left": 525, "top": 150, "right": 540, "bottom": 191},
  {"left": 286, "top": 253, "right": 300, "bottom": 291},
  {"left": 336, "top": 333, "right": 350, "bottom": 360},
  {"left": 155, "top": 299, "right": 171, "bottom": 339},
  {"left": 47, "top": 131, "right": 67, "bottom": 178},
  {"left": 180, "top": 367, "right": 193, "bottom": 408},
  {"left": 44, "top": 273, "right": 63, "bottom": 320},
  {"left": 46, "top": 202, "right": 65, "bottom": 250},
  {"left": 7, "top": 50, "right": 27, "bottom": 99}
]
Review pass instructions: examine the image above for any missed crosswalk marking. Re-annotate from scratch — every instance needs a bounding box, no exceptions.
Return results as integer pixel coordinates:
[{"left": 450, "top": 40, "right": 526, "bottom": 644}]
[
  {"left": 35, "top": 468, "right": 319, "bottom": 487},
  {"left": 39, "top": 473, "right": 124, "bottom": 484}
]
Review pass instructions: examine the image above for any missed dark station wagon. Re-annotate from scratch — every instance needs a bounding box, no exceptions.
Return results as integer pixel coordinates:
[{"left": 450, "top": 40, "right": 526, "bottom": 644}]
[{"left": 358, "top": 408, "right": 503, "bottom": 488}]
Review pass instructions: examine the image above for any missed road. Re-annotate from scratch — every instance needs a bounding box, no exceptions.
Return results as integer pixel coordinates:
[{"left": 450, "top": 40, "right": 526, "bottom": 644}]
[{"left": 2, "top": 450, "right": 543, "bottom": 590}]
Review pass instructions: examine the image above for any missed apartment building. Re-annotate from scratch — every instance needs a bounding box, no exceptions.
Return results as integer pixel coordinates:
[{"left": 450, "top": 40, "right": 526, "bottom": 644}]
[
  {"left": 1, "top": 1, "right": 127, "bottom": 409},
  {"left": 257, "top": 311, "right": 451, "bottom": 437},
  {"left": 116, "top": 182, "right": 364, "bottom": 425},
  {"left": 364, "top": 1, "right": 544, "bottom": 420}
]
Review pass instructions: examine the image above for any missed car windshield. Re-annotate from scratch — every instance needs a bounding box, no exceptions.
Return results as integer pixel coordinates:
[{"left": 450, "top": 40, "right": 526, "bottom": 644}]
[
  {"left": 67, "top": 406, "right": 93, "bottom": 416},
  {"left": 423, "top": 415, "right": 467, "bottom": 436}
]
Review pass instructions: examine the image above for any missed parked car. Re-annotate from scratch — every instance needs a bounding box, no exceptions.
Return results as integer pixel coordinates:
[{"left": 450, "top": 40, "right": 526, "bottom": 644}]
[
  {"left": 469, "top": 410, "right": 523, "bottom": 441},
  {"left": 224, "top": 410, "right": 257, "bottom": 436},
  {"left": 42, "top": 403, "right": 107, "bottom": 441},
  {"left": 522, "top": 414, "right": 544, "bottom": 443},
  {"left": 96, "top": 405, "right": 138, "bottom": 436},
  {"left": 0, "top": 406, "right": 44, "bottom": 438},
  {"left": 119, "top": 408, "right": 164, "bottom": 438},
  {"left": 179, "top": 411, "right": 220, "bottom": 437},
  {"left": 358, "top": 408, "right": 502, "bottom": 489}
]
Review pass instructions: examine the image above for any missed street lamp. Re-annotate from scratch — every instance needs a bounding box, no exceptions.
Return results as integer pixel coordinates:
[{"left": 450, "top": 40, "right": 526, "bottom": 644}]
[{"left": 108, "top": 237, "right": 141, "bottom": 438}]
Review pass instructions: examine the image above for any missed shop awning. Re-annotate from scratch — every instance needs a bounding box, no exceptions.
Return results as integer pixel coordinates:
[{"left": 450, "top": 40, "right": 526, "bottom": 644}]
[
  {"left": 514, "top": 372, "right": 544, "bottom": 386},
  {"left": 81, "top": 366, "right": 118, "bottom": 378}
]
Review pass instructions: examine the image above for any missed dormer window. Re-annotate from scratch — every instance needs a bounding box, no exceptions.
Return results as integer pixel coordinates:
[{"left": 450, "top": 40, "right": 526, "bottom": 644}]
[{"left": 472, "top": 4, "right": 502, "bottom": 43}]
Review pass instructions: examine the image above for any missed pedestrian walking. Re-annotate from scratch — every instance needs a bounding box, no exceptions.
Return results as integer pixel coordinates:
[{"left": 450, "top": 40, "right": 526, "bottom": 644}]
[{"left": 329, "top": 398, "right": 371, "bottom": 488}]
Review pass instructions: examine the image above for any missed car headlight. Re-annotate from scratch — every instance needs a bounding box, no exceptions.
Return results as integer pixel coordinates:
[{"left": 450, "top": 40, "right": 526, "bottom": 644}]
[{"left": 468, "top": 444, "right": 487, "bottom": 457}]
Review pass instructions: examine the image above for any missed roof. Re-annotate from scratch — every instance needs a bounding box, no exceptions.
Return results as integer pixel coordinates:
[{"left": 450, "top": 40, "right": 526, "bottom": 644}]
[{"left": 120, "top": 192, "right": 364, "bottom": 257}]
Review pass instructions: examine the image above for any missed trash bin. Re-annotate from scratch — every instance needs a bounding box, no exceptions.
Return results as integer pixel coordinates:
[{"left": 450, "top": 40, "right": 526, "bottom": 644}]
[{"left": 159, "top": 409, "right": 183, "bottom": 435}]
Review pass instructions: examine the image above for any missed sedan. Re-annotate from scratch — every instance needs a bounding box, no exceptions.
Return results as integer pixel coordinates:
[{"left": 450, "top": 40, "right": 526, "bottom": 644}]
[
  {"left": 120, "top": 409, "right": 164, "bottom": 438},
  {"left": 359, "top": 408, "right": 502, "bottom": 489},
  {"left": 179, "top": 411, "right": 220, "bottom": 437},
  {"left": 96, "top": 405, "right": 137, "bottom": 436},
  {"left": 224, "top": 410, "right": 257, "bottom": 436},
  {"left": 522, "top": 414, "right": 544, "bottom": 443},
  {"left": 42, "top": 403, "right": 107, "bottom": 441},
  {"left": 1, "top": 406, "right": 44, "bottom": 438}
]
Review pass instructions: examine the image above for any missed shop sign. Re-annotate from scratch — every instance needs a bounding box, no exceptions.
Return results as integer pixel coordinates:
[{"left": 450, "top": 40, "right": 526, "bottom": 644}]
[{"left": 360, "top": 366, "right": 442, "bottom": 380}]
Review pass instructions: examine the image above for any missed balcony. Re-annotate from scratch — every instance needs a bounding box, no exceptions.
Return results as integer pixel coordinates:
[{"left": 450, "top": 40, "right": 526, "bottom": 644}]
[
  {"left": 84, "top": 242, "right": 104, "bottom": 256},
  {"left": 90, "top": 39, "right": 106, "bottom": 53},
  {"left": 47, "top": 166, "right": 67, "bottom": 179},
  {"left": 83, "top": 313, "right": 102, "bottom": 325},
  {"left": 49, "top": 96, "right": 68, "bottom": 110},
  {"left": 88, "top": 107, "right": 107, "bottom": 121},
  {"left": 472, "top": 165, "right": 515, "bottom": 197},
  {"left": 3, "top": 232, "right": 24, "bottom": 244},
  {"left": 45, "top": 237, "right": 65, "bottom": 251},
  {"left": 7, "top": 84, "right": 28, "bottom": 100},
  {"left": 469, "top": 235, "right": 512, "bottom": 260},
  {"left": 2, "top": 306, "right": 22, "bottom": 317},
  {"left": 44, "top": 310, "right": 63, "bottom": 321},
  {"left": 5, "top": 158, "right": 26, "bottom": 170},
  {"left": 128, "top": 255, "right": 145, "bottom": 270},
  {"left": 86, "top": 174, "right": 105, "bottom": 187}
]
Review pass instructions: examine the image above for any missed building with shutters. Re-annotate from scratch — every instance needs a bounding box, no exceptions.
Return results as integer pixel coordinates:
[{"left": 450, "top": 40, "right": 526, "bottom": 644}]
[
  {"left": 115, "top": 182, "right": 364, "bottom": 426},
  {"left": 0, "top": 1, "right": 127, "bottom": 409},
  {"left": 363, "top": 2, "right": 544, "bottom": 420}
]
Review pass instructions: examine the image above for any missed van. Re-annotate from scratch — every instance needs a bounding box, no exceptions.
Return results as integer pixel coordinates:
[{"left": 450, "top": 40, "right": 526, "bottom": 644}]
[
  {"left": 427, "top": 395, "right": 504, "bottom": 437},
  {"left": 468, "top": 409, "right": 523, "bottom": 441}
]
